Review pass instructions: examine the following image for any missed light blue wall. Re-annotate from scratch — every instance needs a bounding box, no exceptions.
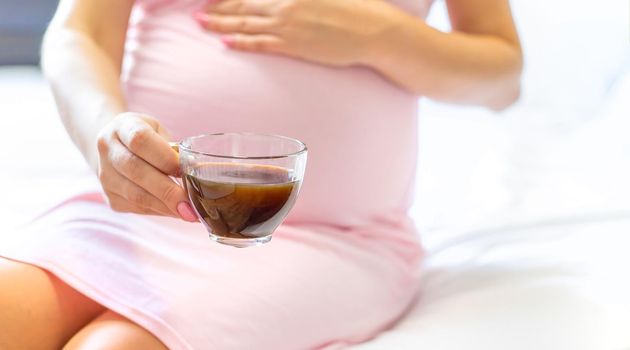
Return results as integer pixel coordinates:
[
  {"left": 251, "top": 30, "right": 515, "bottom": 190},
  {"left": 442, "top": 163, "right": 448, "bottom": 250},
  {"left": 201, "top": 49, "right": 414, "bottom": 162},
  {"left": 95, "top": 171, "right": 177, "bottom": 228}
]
[{"left": 0, "top": 0, "right": 58, "bottom": 65}]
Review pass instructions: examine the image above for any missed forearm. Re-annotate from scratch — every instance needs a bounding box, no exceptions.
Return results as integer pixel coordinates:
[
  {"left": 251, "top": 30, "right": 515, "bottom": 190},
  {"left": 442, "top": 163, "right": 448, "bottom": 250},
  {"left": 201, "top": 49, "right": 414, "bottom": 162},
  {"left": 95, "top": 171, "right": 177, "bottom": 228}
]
[
  {"left": 363, "top": 16, "right": 523, "bottom": 110},
  {"left": 42, "top": 28, "right": 126, "bottom": 170}
]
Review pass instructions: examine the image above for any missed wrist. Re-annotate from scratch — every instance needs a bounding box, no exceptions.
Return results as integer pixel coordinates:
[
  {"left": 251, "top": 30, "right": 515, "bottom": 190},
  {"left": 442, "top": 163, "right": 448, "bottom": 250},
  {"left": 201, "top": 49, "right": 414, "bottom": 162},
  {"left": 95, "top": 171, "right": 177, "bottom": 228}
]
[
  {"left": 359, "top": 12, "right": 427, "bottom": 71},
  {"left": 358, "top": 10, "right": 411, "bottom": 68}
]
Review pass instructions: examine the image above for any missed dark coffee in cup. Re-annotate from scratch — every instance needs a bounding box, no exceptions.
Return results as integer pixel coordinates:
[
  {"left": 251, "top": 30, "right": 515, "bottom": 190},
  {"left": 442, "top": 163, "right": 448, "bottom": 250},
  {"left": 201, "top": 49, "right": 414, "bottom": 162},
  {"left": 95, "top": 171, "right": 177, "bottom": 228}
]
[{"left": 184, "top": 163, "right": 298, "bottom": 239}]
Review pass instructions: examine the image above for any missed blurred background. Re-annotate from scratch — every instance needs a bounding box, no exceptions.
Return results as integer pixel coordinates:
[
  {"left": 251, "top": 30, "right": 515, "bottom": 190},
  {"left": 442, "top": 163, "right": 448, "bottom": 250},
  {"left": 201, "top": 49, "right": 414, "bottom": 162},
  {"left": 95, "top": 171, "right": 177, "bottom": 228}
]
[
  {"left": 0, "top": 0, "right": 56, "bottom": 65},
  {"left": 0, "top": 0, "right": 629, "bottom": 349}
]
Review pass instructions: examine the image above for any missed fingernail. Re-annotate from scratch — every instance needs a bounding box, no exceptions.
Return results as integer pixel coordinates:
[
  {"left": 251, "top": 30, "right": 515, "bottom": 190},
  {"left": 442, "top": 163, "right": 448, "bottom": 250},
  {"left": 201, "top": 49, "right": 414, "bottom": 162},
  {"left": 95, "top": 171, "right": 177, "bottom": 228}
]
[
  {"left": 220, "top": 35, "right": 234, "bottom": 47},
  {"left": 192, "top": 11, "right": 211, "bottom": 23},
  {"left": 177, "top": 202, "right": 198, "bottom": 222}
]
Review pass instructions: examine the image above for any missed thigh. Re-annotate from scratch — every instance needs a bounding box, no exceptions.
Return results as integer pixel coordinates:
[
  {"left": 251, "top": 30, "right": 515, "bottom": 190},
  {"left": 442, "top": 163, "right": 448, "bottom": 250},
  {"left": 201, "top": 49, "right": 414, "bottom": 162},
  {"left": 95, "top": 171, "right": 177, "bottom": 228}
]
[
  {"left": 0, "top": 257, "right": 105, "bottom": 350},
  {"left": 157, "top": 229, "right": 419, "bottom": 350},
  {"left": 63, "top": 311, "right": 168, "bottom": 350}
]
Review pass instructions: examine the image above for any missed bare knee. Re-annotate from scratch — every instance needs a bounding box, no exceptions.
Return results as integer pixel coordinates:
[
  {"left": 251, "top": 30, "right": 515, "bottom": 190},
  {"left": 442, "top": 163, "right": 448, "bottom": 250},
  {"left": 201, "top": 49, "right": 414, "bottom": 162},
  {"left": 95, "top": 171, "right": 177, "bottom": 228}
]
[
  {"left": 64, "top": 311, "right": 168, "bottom": 350},
  {"left": 0, "top": 257, "right": 105, "bottom": 350},
  {"left": 0, "top": 258, "right": 60, "bottom": 350}
]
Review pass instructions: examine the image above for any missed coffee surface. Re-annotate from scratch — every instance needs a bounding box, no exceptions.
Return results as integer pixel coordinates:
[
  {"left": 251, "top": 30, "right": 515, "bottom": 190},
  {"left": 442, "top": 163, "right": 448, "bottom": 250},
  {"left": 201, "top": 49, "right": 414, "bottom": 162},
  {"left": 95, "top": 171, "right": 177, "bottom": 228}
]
[{"left": 184, "top": 163, "right": 298, "bottom": 239}]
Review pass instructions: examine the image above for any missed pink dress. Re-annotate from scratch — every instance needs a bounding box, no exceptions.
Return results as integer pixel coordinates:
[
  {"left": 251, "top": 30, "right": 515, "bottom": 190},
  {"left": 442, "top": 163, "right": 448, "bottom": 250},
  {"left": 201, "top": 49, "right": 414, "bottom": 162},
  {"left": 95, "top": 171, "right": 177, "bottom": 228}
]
[{"left": 1, "top": 0, "right": 431, "bottom": 348}]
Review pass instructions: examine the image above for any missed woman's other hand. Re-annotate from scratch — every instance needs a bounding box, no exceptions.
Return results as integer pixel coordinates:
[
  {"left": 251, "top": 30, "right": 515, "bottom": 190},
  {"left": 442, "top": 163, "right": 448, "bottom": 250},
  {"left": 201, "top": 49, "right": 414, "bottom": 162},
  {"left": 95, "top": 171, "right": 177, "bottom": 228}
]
[
  {"left": 95, "top": 113, "right": 197, "bottom": 221},
  {"left": 192, "top": 0, "right": 522, "bottom": 110},
  {"left": 193, "top": 0, "right": 407, "bottom": 66}
]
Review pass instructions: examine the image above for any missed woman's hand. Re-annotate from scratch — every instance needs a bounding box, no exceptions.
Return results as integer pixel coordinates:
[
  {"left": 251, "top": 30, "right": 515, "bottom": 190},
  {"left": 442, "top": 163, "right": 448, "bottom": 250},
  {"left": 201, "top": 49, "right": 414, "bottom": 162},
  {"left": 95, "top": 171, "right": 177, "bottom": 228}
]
[
  {"left": 95, "top": 112, "right": 197, "bottom": 221},
  {"left": 193, "top": 0, "right": 408, "bottom": 66}
]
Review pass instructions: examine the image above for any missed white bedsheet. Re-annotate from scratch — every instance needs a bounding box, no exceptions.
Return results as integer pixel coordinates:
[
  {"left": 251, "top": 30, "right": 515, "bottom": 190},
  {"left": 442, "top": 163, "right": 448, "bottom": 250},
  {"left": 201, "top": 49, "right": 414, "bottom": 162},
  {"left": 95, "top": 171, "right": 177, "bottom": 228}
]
[{"left": 355, "top": 217, "right": 630, "bottom": 350}]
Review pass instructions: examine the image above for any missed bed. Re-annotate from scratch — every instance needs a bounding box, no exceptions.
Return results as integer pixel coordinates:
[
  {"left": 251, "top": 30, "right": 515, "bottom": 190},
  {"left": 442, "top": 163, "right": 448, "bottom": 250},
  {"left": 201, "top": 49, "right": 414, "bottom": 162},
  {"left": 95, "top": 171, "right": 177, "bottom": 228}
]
[{"left": 1, "top": 0, "right": 629, "bottom": 348}]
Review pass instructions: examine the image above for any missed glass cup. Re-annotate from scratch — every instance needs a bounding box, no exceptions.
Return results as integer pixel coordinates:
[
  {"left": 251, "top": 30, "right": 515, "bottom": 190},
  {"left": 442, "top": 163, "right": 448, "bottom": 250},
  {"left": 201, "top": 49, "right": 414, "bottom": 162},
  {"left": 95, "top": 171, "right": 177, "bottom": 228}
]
[{"left": 175, "top": 133, "right": 307, "bottom": 248}]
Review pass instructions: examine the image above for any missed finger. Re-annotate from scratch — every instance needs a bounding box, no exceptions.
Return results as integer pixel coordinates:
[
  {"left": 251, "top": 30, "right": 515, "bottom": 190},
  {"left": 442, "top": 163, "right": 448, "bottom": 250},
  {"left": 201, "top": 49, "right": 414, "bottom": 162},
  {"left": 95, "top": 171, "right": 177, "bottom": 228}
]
[
  {"left": 154, "top": 120, "right": 172, "bottom": 140},
  {"left": 101, "top": 169, "right": 176, "bottom": 217},
  {"left": 117, "top": 115, "right": 179, "bottom": 176},
  {"left": 143, "top": 118, "right": 181, "bottom": 177},
  {"left": 221, "top": 34, "right": 285, "bottom": 53},
  {"left": 108, "top": 138, "right": 196, "bottom": 221},
  {"left": 205, "top": 0, "right": 274, "bottom": 16},
  {"left": 106, "top": 192, "right": 174, "bottom": 217},
  {"left": 195, "top": 13, "right": 277, "bottom": 35}
]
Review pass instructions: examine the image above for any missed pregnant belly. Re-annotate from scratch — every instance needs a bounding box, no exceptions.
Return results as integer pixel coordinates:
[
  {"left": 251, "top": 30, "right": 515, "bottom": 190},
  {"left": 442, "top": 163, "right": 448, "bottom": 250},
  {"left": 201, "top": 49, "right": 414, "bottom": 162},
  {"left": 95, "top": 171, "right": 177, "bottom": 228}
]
[{"left": 123, "top": 11, "right": 418, "bottom": 226}]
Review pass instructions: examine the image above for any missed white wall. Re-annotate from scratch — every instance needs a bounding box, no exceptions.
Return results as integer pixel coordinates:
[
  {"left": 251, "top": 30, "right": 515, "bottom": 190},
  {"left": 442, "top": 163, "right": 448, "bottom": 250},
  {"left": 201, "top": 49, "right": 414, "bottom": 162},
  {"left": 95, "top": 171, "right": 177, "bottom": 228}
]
[{"left": 412, "top": 0, "right": 630, "bottom": 246}]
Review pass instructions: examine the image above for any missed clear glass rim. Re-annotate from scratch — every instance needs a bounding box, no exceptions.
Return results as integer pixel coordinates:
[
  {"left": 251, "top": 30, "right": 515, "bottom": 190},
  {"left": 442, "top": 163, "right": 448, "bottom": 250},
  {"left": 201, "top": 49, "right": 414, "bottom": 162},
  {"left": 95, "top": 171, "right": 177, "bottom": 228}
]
[{"left": 178, "top": 132, "right": 308, "bottom": 160}]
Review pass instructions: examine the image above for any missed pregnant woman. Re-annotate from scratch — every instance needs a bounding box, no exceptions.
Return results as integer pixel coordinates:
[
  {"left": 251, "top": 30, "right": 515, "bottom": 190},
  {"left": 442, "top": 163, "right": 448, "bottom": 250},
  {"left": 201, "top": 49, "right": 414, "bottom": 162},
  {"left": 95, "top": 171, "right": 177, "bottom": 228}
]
[{"left": 0, "top": 0, "right": 521, "bottom": 348}]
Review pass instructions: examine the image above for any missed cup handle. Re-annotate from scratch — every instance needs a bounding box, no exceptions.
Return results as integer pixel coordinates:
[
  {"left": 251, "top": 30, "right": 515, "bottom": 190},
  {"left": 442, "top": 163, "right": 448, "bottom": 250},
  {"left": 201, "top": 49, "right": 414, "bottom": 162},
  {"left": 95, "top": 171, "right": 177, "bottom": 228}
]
[
  {"left": 168, "top": 141, "right": 183, "bottom": 182},
  {"left": 168, "top": 141, "right": 179, "bottom": 154}
]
